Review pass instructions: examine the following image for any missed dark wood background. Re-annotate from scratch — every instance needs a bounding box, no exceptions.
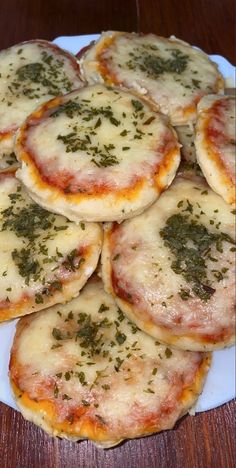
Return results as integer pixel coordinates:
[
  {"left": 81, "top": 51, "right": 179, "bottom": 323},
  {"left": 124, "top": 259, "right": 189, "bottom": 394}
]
[
  {"left": 0, "top": 1, "right": 235, "bottom": 467},
  {"left": 0, "top": 0, "right": 235, "bottom": 62}
]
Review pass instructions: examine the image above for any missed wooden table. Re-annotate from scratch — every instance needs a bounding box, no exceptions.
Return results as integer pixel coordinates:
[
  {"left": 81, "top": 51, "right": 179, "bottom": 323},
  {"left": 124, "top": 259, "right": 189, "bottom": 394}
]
[{"left": 0, "top": 1, "right": 235, "bottom": 467}]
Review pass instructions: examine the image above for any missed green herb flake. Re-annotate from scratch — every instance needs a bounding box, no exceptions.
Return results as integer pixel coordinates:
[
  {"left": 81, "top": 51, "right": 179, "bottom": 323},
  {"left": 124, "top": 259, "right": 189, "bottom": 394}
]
[
  {"left": 98, "top": 303, "right": 110, "bottom": 313},
  {"left": 114, "top": 357, "right": 124, "bottom": 372},
  {"left": 62, "top": 394, "right": 72, "bottom": 400},
  {"left": 35, "top": 293, "right": 44, "bottom": 304},
  {"left": 94, "top": 117, "right": 102, "bottom": 129},
  {"left": 192, "top": 79, "right": 201, "bottom": 88},
  {"left": 52, "top": 328, "right": 64, "bottom": 340},
  {"left": 131, "top": 99, "right": 144, "bottom": 112},
  {"left": 160, "top": 208, "right": 235, "bottom": 302},
  {"left": 178, "top": 288, "right": 191, "bottom": 301},
  {"left": 77, "top": 371, "right": 87, "bottom": 386},
  {"left": 113, "top": 253, "right": 120, "bottom": 261},
  {"left": 54, "top": 383, "right": 59, "bottom": 398},
  {"left": 143, "top": 116, "right": 155, "bottom": 125},
  {"left": 82, "top": 399, "right": 90, "bottom": 406},
  {"left": 118, "top": 308, "right": 125, "bottom": 322},
  {"left": 165, "top": 348, "right": 172, "bottom": 358},
  {"left": 51, "top": 343, "right": 62, "bottom": 350},
  {"left": 109, "top": 116, "right": 120, "bottom": 126},
  {"left": 102, "top": 384, "right": 110, "bottom": 390},
  {"left": 50, "top": 280, "right": 62, "bottom": 291},
  {"left": 115, "top": 331, "right": 127, "bottom": 345}
]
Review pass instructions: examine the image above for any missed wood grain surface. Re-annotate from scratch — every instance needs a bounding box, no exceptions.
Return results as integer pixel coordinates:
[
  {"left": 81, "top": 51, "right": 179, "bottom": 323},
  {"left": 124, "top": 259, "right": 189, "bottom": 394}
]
[{"left": 0, "top": 1, "right": 235, "bottom": 467}]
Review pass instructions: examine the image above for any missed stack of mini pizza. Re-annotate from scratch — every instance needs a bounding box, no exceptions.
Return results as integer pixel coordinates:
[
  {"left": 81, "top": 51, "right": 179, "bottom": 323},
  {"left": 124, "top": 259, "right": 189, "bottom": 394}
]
[{"left": 0, "top": 32, "right": 235, "bottom": 448}]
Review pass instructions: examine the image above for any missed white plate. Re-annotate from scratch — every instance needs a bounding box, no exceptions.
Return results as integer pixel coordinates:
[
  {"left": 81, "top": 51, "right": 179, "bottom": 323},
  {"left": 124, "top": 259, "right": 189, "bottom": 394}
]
[{"left": 0, "top": 35, "right": 235, "bottom": 414}]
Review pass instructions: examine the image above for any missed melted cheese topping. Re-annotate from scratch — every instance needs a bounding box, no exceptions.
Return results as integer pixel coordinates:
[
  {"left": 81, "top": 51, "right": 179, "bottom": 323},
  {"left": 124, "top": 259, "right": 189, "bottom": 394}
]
[
  {"left": 15, "top": 84, "right": 180, "bottom": 222},
  {"left": 175, "top": 126, "right": 204, "bottom": 178},
  {"left": 10, "top": 276, "right": 209, "bottom": 447},
  {"left": 0, "top": 173, "right": 102, "bottom": 321},
  {"left": 195, "top": 95, "right": 236, "bottom": 204},
  {"left": 0, "top": 40, "right": 83, "bottom": 159},
  {"left": 102, "top": 177, "right": 235, "bottom": 351},
  {"left": 175, "top": 126, "right": 196, "bottom": 163},
  {"left": 80, "top": 32, "right": 224, "bottom": 125}
]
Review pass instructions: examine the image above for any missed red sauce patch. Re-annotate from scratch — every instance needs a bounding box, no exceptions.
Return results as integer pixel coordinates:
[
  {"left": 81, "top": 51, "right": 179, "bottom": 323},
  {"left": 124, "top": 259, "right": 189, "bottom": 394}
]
[
  {"left": 200, "top": 327, "right": 231, "bottom": 344},
  {"left": 41, "top": 168, "right": 79, "bottom": 194},
  {"left": 111, "top": 270, "right": 140, "bottom": 306},
  {"left": 66, "top": 405, "right": 87, "bottom": 422},
  {"left": 22, "top": 126, "right": 148, "bottom": 196},
  {"left": 0, "top": 170, "right": 15, "bottom": 182},
  {"left": 206, "top": 98, "right": 232, "bottom": 148}
]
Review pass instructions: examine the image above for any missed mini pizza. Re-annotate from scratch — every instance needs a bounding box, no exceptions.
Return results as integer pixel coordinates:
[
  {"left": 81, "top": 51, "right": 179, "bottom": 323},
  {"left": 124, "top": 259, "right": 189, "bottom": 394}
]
[
  {"left": 79, "top": 31, "right": 224, "bottom": 125},
  {"left": 15, "top": 84, "right": 180, "bottom": 222},
  {"left": 0, "top": 40, "right": 83, "bottom": 166},
  {"left": 102, "top": 176, "right": 236, "bottom": 351},
  {"left": 195, "top": 95, "right": 236, "bottom": 205},
  {"left": 9, "top": 275, "right": 210, "bottom": 448},
  {"left": 0, "top": 172, "right": 102, "bottom": 322}
]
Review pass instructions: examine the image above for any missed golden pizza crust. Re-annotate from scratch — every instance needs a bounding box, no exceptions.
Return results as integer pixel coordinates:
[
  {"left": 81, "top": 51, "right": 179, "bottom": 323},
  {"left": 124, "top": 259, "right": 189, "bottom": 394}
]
[{"left": 195, "top": 95, "right": 236, "bottom": 205}]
